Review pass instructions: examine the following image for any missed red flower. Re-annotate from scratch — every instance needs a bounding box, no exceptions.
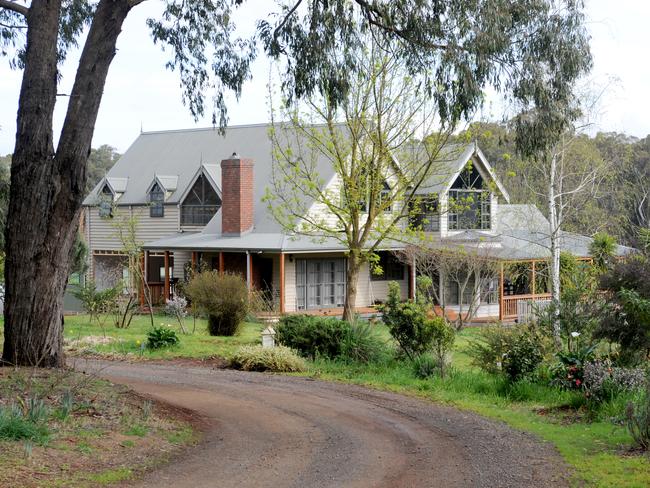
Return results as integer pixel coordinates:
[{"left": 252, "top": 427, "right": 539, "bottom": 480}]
[{"left": 575, "top": 379, "right": 582, "bottom": 387}]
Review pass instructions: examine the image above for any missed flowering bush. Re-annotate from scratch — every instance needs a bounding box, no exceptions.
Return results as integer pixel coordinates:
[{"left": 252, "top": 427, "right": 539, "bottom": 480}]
[
  {"left": 584, "top": 359, "right": 647, "bottom": 401},
  {"left": 550, "top": 344, "right": 596, "bottom": 390},
  {"left": 164, "top": 296, "right": 188, "bottom": 318}
]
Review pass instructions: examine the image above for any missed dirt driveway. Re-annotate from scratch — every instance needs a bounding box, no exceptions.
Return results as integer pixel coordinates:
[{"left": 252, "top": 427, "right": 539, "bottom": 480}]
[{"left": 74, "top": 359, "right": 569, "bottom": 488}]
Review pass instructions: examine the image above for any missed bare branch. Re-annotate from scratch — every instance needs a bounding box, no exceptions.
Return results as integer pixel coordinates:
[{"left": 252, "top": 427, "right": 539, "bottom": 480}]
[{"left": 0, "top": 0, "right": 28, "bottom": 16}]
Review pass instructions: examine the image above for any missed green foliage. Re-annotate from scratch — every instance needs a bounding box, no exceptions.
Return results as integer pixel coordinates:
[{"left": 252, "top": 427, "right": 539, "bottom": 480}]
[
  {"left": 72, "top": 280, "right": 119, "bottom": 323},
  {"left": 467, "top": 325, "right": 514, "bottom": 374},
  {"left": 596, "top": 254, "right": 650, "bottom": 364},
  {"left": 470, "top": 324, "right": 546, "bottom": 383},
  {"left": 146, "top": 326, "right": 180, "bottom": 349},
  {"left": 502, "top": 326, "right": 545, "bottom": 383},
  {"left": 428, "top": 316, "right": 455, "bottom": 377},
  {"left": 85, "top": 145, "right": 121, "bottom": 194},
  {"left": 69, "top": 233, "right": 89, "bottom": 277},
  {"left": 230, "top": 345, "right": 306, "bottom": 372},
  {"left": 276, "top": 315, "right": 348, "bottom": 360},
  {"left": 380, "top": 282, "right": 436, "bottom": 360},
  {"left": 411, "top": 354, "right": 438, "bottom": 379},
  {"left": 590, "top": 232, "right": 617, "bottom": 270},
  {"left": 0, "top": 403, "right": 49, "bottom": 443},
  {"left": 550, "top": 344, "right": 597, "bottom": 390},
  {"left": 340, "top": 321, "right": 388, "bottom": 364},
  {"left": 625, "top": 375, "right": 650, "bottom": 451},
  {"left": 185, "top": 272, "right": 249, "bottom": 336}
]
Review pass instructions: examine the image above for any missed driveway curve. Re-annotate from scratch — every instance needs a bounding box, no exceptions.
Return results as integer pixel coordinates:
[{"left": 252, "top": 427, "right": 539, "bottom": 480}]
[{"left": 74, "top": 359, "right": 569, "bottom": 488}]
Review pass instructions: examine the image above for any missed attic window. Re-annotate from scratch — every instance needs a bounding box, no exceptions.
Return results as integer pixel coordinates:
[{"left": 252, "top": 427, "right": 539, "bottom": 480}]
[
  {"left": 149, "top": 182, "right": 164, "bottom": 218},
  {"left": 181, "top": 174, "right": 221, "bottom": 226},
  {"left": 98, "top": 184, "right": 114, "bottom": 218},
  {"left": 379, "top": 181, "right": 391, "bottom": 213}
]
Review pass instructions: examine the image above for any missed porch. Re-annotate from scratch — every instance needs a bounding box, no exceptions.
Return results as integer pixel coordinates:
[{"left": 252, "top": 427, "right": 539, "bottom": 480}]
[{"left": 142, "top": 250, "right": 287, "bottom": 312}]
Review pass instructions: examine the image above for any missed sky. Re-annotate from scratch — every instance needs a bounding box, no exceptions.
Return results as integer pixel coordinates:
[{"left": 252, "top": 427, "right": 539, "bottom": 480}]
[{"left": 0, "top": 0, "right": 648, "bottom": 155}]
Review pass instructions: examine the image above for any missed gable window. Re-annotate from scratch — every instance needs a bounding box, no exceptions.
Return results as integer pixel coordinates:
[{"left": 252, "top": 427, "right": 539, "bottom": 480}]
[
  {"left": 181, "top": 173, "right": 221, "bottom": 226},
  {"left": 448, "top": 163, "right": 491, "bottom": 230},
  {"left": 409, "top": 196, "right": 439, "bottom": 231},
  {"left": 371, "top": 251, "right": 405, "bottom": 281},
  {"left": 98, "top": 184, "right": 114, "bottom": 218},
  {"left": 379, "top": 181, "right": 391, "bottom": 212},
  {"left": 149, "top": 182, "right": 164, "bottom": 218}
]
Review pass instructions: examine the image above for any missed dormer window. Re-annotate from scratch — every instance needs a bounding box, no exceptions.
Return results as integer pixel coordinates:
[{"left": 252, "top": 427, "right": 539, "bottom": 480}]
[
  {"left": 98, "top": 184, "right": 114, "bottom": 218},
  {"left": 181, "top": 173, "right": 221, "bottom": 226},
  {"left": 149, "top": 182, "right": 165, "bottom": 218}
]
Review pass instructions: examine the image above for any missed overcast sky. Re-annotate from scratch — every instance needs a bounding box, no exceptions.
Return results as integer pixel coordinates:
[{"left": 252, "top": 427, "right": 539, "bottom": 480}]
[{"left": 0, "top": 0, "right": 648, "bottom": 155}]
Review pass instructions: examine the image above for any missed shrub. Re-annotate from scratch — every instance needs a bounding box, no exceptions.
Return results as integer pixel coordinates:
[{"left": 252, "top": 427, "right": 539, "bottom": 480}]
[
  {"left": 276, "top": 315, "right": 348, "bottom": 360},
  {"left": 147, "top": 326, "right": 180, "bottom": 349},
  {"left": 230, "top": 345, "right": 306, "bottom": 372},
  {"left": 380, "top": 281, "right": 435, "bottom": 359},
  {"left": 550, "top": 343, "right": 597, "bottom": 389},
  {"left": 412, "top": 354, "right": 438, "bottom": 379},
  {"left": 185, "top": 271, "right": 249, "bottom": 336},
  {"left": 340, "top": 321, "right": 388, "bottom": 363},
  {"left": 625, "top": 375, "right": 650, "bottom": 451},
  {"left": 429, "top": 316, "right": 455, "bottom": 377},
  {"left": 584, "top": 360, "right": 647, "bottom": 402},
  {"left": 467, "top": 325, "right": 513, "bottom": 374},
  {"left": 164, "top": 296, "right": 188, "bottom": 333},
  {"left": 72, "top": 280, "right": 119, "bottom": 323},
  {"left": 589, "top": 232, "right": 617, "bottom": 271},
  {"left": 502, "top": 326, "right": 545, "bottom": 382}
]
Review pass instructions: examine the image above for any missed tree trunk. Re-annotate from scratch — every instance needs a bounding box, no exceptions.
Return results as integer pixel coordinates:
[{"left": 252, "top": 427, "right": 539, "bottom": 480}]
[
  {"left": 548, "top": 153, "right": 562, "bottom": 348},
  {"left": 3, "top": 0, "right": 133, "bottom": 367},
  {"left": 343, "top": 251, "right": 362, "bottom": 322}
]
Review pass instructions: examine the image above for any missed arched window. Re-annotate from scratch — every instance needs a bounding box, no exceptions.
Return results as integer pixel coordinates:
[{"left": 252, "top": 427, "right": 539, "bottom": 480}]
[
  {"left": 149, "top": 182, "right": 165, "bottom": 217},
  {"left": 98, "top": 184, "right": 114, "bottom": 218},
  {"left": 181, "top": 174, "right": 221, "bottom": 225}
]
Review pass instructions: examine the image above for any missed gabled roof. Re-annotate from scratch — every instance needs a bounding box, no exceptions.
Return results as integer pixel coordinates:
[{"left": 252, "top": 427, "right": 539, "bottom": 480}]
[
  {"left": 146, "top": 175, "right": 179, "bottom": 194},
  {"left": 103, "top": 177, "right": 128, "bottom": 194},
  {"left": 177, "top": 164, "right": 222, "bottom": 204},
  {"left": 407, "top": 142, "right": 510, "bottom": 202}
]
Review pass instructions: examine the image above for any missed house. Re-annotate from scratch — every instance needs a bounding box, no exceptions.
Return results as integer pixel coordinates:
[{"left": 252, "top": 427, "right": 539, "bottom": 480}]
[{"left": 82, "top": 124, "right": 631, "bottom": 321}]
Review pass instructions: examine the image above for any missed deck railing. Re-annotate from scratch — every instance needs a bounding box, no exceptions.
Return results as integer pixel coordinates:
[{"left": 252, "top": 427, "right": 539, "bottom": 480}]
[{"left": 501, "top": 293, "right": 552, "bottom": 320}]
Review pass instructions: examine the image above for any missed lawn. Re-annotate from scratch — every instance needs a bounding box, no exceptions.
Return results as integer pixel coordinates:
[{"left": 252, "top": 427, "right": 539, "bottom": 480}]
[
  {"left": 62, "top": 313, "right": 264, "bottom": 360},
  {"left": 3, "top": 314, "right": 648, "bottom": 487}
]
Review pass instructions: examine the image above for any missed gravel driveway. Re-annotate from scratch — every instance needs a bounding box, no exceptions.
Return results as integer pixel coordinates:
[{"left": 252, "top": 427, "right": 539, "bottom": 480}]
[{"left": 74, "top": 359, "right": 569, "bottom": 488}]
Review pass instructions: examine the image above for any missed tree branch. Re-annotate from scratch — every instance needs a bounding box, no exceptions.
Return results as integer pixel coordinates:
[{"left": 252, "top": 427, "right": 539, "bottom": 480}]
[{"left": 0, "top": 0, "right": 28, "bottom": 17}]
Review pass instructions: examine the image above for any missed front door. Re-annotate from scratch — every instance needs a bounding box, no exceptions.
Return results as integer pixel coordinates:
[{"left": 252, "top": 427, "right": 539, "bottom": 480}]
[{"left": 296, "top": 258, "right": 346, "bottom": 310}]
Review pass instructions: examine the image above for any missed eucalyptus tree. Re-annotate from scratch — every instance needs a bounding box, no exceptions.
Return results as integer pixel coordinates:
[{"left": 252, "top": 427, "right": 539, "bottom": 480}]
[{"left": 1, "top": 0, "right": 591, "bottom": 366}]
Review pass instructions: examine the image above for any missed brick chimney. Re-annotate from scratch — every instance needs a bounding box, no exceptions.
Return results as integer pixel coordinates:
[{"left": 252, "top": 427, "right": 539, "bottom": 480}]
[{"left": 221, "top": 154, "right": 254, "bottom": 235}]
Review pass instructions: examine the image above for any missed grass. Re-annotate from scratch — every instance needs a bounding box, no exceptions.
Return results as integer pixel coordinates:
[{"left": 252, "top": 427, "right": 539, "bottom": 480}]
[
  {"left": 0, "top": 367, "right": 196, "bottom": 488},
  {"left": 306, "top": 327, "right": 649, "bottom": 488},
  {"left": 4, "top": 314, "right": 648, "bottom": 486},
  {"left": 62, "top": 313, "right": 263, "bottom": 360}
]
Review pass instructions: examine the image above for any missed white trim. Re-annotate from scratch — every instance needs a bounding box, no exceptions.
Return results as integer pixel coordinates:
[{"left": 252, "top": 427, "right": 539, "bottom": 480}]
[
  {"left": 177, "top": 164, "right": 222, "bottom": 205},
  {"left": 441, "top": 143, "right": 510, "bottom": 202}
]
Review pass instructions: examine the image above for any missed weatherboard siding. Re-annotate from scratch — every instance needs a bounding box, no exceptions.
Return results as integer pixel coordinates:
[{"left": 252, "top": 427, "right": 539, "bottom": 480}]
[{"left": 86, "top": 205, "right": 180, "bottom": 251}]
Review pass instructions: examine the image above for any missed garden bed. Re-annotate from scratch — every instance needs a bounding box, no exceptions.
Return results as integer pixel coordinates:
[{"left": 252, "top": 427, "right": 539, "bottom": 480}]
[{"left": 0, "top": 367, "right": 196, "bottom": 487}]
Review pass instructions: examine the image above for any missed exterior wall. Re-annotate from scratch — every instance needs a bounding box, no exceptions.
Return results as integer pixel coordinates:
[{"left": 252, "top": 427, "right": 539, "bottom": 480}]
[
  {"left": 85, "top": 204, "right": 180, "bottom": 252},
  {"left": 173, "top": 250, "right": 191, "bottom": 280},
  {"left": 354, "top": 261, "right": 408, "bottom": 307},
  {"left": 283, "top": 253, "right": 407, "bottom": 312}
]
